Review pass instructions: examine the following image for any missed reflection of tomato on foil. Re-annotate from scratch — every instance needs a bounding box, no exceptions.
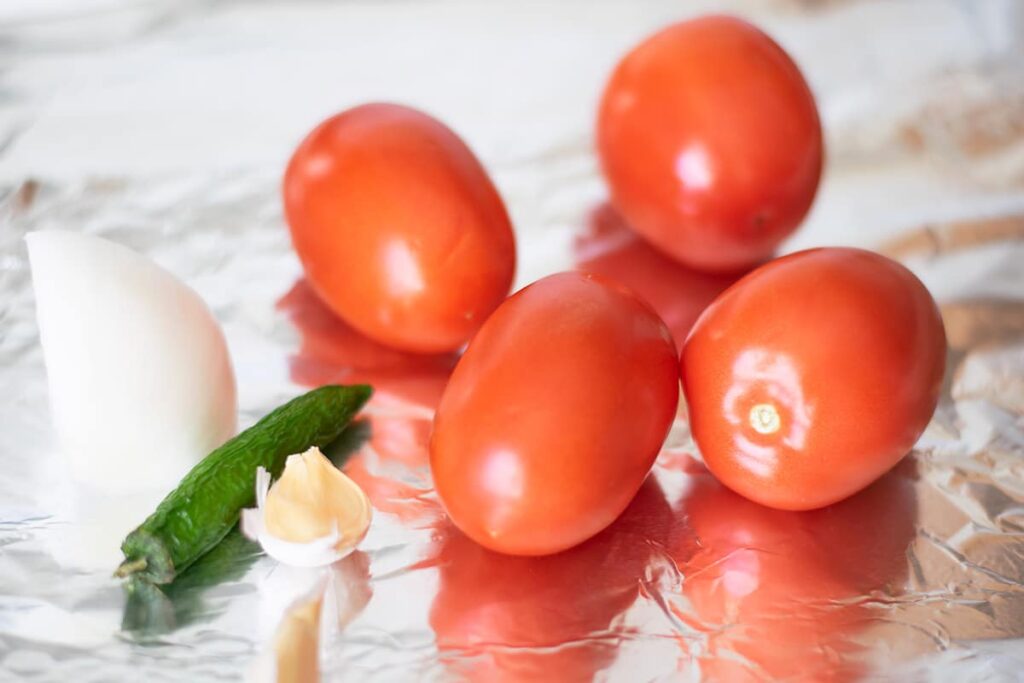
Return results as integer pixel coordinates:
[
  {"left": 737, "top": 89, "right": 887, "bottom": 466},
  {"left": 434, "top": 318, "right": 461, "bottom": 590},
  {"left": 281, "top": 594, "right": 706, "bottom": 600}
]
[
  {"left": 342, "top": 412, "right": 444, "bottom": 529},
  {"left": 277, "top": 278, "right": 456, "bottom": 408},
  {"left": 278, "top": 278, "right": 452, "bottom": 528},
  {"left": 574, "top": 203, "right": 747, "bottom": 349},
  {"left": 670, "top": 459, "right": 917, "bottom": 681},
  {"left": 429, "top": 477, "right": 675, "bottom": 683}
]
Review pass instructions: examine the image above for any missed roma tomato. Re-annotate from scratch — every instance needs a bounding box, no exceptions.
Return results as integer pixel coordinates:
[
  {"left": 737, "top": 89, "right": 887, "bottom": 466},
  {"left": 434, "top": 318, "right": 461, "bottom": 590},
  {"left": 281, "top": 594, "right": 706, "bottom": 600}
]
[
  {"left": 597, "top": 16, "right": 823, "bottom": 272},
  {"left": 430, "top": 272, "right": 679, "bottom": 555},
  {"left": 284, "top": 103, "right": 515, "bottom": 353},
  {"left": 681, "top": 248, "right": 946, "bottom": 510}
]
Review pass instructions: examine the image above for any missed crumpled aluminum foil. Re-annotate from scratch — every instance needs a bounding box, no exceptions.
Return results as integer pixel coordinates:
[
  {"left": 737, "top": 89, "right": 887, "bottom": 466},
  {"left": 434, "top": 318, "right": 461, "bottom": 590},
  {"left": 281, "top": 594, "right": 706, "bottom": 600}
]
[{"left": 2, "top": 1, "right": 1024, "bottom": 681}]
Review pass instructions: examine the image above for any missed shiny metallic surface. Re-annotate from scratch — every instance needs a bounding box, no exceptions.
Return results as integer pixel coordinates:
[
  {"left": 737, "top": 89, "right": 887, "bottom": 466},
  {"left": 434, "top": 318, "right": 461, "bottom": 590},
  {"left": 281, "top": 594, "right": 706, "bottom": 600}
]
[{"left": 2, "top": 1, "right": 1024, "bottom": 680}]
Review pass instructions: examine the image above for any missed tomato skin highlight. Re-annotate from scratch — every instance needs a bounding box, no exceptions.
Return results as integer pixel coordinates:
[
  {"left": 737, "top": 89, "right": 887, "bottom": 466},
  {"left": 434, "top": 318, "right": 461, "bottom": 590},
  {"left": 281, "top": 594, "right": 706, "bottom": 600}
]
[
  {"left": 681, "top": 248, "right": 946, "bottom": 510},
  {"left": 284, "top": 103, "right": 516, "bottom": 353},
  {"left": 597, "top": 15, "right": 823, "bottom": 272},
  {"left": 430, "top": 272, "right": 680, "bottom": 556}
]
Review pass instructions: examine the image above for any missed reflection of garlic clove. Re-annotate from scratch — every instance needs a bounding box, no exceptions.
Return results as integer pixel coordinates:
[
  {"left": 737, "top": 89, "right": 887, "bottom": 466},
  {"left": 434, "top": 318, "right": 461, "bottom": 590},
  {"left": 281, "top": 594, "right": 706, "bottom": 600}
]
[
  {"left": 249, "top": 555, "right": 373, "bottom": 683},
  {"left": 250, "top": 580, "right": 325, "bottom": 683},
  {"left": 27, "top": 231, "right": 237, "bottom": 492},
  {"left": 241, "top": 447, "right": 372, "bottom": 567}
]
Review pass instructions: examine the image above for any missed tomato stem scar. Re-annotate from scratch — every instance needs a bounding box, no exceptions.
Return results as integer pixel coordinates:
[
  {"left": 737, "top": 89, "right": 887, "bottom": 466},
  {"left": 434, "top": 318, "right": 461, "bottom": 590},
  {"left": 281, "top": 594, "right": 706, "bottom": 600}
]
[{"left": 749, "top": 403, "right": 781, "bottom": 435}]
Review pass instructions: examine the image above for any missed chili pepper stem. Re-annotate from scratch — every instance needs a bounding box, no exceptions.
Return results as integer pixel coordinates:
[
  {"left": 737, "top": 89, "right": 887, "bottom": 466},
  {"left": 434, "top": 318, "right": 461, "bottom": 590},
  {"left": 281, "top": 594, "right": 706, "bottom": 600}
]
[{"left": 114, "top": 558, "right": 148, "bottom": 578}]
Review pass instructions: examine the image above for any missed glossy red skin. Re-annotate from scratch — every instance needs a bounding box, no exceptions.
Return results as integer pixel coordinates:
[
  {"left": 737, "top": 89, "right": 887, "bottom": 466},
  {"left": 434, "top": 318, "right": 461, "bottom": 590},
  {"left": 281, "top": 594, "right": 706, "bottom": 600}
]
[
  {"left": 430, "top": 272, "right": 680, "bottom": 555},
  {"left": 597, "top": 15, "right": 823, "bottom": 272},
  {"left": 284, "top": 103, "right": 516, "bottom": 353},
  {"left": 681, "top": 247, "right": 946, "bottom": 510}
]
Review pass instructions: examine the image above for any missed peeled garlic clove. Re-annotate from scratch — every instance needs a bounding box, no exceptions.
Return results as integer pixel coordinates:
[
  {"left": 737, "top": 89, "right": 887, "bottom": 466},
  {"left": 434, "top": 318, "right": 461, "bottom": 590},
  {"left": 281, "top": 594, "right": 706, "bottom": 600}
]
[
  {"left": 242, "top": 447, "right": 372, "bottom": 567},
  {"left": 27, "top": 231, "right": 237, "bottom": 492}
]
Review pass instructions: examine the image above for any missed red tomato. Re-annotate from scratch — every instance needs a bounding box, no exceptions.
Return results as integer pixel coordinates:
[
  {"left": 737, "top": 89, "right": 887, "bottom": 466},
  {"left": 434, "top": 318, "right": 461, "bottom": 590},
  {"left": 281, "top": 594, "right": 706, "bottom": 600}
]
[
  {"left": 430, "top": 272, "right": 679, "bottom": 555},
  {"left": 597, "top": 16, "right": 823, "bottom": 272},
  {"left": 681, "top": 248, "right": 946, "bottom": 510},
  {"left": 284, "top": 103, "right": 516, "bottom": 353}
]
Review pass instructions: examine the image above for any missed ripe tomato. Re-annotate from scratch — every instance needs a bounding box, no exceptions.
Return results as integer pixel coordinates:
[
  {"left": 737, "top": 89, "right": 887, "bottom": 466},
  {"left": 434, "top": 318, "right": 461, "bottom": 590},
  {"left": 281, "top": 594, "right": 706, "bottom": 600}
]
[
  {"left": 284, "top": 103, "right": 516, "bottom": 353},
  {"left": 681, "top": 248, "right": 946, "bottom": 510},
  {"left": 430, "top": 272, "right": 679, "bottom": 555},
  {"left": 597, "top": 15, "right": 823, "bottom": 272}
]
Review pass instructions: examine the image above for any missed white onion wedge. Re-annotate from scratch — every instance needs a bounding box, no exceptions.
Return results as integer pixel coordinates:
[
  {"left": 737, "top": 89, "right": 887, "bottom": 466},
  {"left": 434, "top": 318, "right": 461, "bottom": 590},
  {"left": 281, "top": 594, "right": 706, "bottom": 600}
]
[{"left": 27, "top": 230, "right": 237, "bottom": 492}]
